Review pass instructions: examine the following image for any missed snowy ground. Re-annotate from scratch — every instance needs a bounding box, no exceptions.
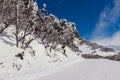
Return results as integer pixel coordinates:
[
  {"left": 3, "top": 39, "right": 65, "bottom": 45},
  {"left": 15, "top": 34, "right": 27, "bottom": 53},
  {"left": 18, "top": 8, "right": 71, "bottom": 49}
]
[
  {"left": 1, "top": 58, "right": 120, "bottom": 80},
  {"left": 0, "top": 26, "right": 120, "bottom": 80},
  {"left": 0, "top": 26, "right": 81, "bottom": 80},
  {"left": 39, "top": 59, "right": 120, "bottom": 80}
]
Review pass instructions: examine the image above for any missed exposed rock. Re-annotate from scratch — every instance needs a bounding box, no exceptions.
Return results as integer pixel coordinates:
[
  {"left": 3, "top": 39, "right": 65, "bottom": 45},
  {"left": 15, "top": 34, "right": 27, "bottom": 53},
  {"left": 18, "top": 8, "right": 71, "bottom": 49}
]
[
  {"left": 100, "top": 47, "right": 115, "bottom": 52},
  {"left": 81, "top": 54, "right": 120, "bottom": 61},
  {"left": 15, "top": 52, "right": 24, "bottom": 60},
  {"left": 81, "top": 54, "right": 103, "bottom": 59}
]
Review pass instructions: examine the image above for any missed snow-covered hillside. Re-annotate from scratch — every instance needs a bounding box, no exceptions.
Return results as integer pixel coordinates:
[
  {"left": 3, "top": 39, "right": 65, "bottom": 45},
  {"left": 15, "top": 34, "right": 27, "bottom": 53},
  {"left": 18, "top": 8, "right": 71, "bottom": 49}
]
[
  {"left": 0, "top": 25, "right": 119, "bottom": 80},
  {"left": 0, "top": 26, "right": 79, "bottom": 67},
  {"left": 0, "top": 0, "right": 120, "bottom": 80},
  {"left": 0, "top": 26, "right": 82, "bottom": 80}
]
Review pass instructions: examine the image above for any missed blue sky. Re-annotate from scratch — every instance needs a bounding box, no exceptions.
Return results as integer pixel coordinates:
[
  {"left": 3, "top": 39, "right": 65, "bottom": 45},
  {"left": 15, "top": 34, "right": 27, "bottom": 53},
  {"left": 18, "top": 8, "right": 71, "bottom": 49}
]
[{"left": 36, "top": 0, "right": 120, "bottom": 40}]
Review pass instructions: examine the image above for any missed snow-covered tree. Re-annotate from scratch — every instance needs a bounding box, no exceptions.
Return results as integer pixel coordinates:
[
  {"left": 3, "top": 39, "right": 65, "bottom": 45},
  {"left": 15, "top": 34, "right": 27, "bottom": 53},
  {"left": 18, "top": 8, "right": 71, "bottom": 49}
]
[{"left": 0, "top": 0, "right": 80, "bottom": 52}]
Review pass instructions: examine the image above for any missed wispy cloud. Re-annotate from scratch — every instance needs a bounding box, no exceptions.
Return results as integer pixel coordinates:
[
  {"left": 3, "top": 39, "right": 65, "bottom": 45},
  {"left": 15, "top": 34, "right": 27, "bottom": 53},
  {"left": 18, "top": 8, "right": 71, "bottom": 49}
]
[
  {"left": 91, "top": 0, "right": 120, "bottom": 52},
  {"left": 91, "top": 0, "right": 120, "bottom": 39},
  {"left": 92, "top": 31, "right": 120, "bottom": 52}
]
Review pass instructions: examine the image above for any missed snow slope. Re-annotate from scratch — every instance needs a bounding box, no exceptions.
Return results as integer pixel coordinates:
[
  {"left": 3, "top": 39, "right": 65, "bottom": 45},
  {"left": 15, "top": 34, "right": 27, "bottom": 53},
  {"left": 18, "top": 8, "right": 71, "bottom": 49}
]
[
  {"left": 0, "top": 0, "right": 119, "bottom": 79},
  {"left": 0, "top": 26, "right": 119, "bottom": 80},
  {"left": 39, "top": 59, "right": 120, "bottom": 80},
  {"left": 0, "top": 26, "right": 81, "bottom": 80}
]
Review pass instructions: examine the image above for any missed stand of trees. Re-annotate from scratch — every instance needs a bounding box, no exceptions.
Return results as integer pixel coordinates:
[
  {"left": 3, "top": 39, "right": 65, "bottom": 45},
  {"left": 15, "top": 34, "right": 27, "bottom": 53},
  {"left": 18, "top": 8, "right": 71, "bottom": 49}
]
[
  {"left": 0, "top": 0, "right": 81, "bottom": 52},
  {"left": 0, "top": 0, "right": 38, "bottom": 49}
]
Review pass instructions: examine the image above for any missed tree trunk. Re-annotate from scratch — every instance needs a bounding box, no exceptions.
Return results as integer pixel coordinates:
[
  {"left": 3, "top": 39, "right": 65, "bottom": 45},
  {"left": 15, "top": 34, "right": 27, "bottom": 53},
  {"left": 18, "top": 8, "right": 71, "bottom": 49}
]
[
  {"left": 16, "top": 1, "right": 19, "bottom": 47},
  {"left": 1, "top": 0, "right": 5, "bottom": 23}
]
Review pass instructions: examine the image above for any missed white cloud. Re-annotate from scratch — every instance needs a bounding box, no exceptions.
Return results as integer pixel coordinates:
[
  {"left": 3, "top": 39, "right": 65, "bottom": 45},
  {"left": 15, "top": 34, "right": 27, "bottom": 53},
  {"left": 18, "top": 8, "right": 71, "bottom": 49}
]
[
  {"left": 91, "top": 0, "right": 120, "bottom": 39},
  {"left": 91, "top": 0, "right": 120, "bottom": 52},
  {"left": 92, "top": 31, "right": 120, "bottom": 46},
  {"left": 92, "top": 31, "right": 120, "bottom": 52}
]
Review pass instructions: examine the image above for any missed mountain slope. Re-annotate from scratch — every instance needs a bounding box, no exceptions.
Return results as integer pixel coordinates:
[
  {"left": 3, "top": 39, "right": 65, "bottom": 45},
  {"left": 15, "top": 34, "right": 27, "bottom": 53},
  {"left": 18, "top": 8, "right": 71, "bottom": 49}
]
[
  {"left": 0, "top": 0, "right": 120, "bottom": 80},
  {"left": 0, "top": 26, "right": 82, "bottom": 80},
  {"left": 0, "top": 25, "right": 119, "bottom": 80}
]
